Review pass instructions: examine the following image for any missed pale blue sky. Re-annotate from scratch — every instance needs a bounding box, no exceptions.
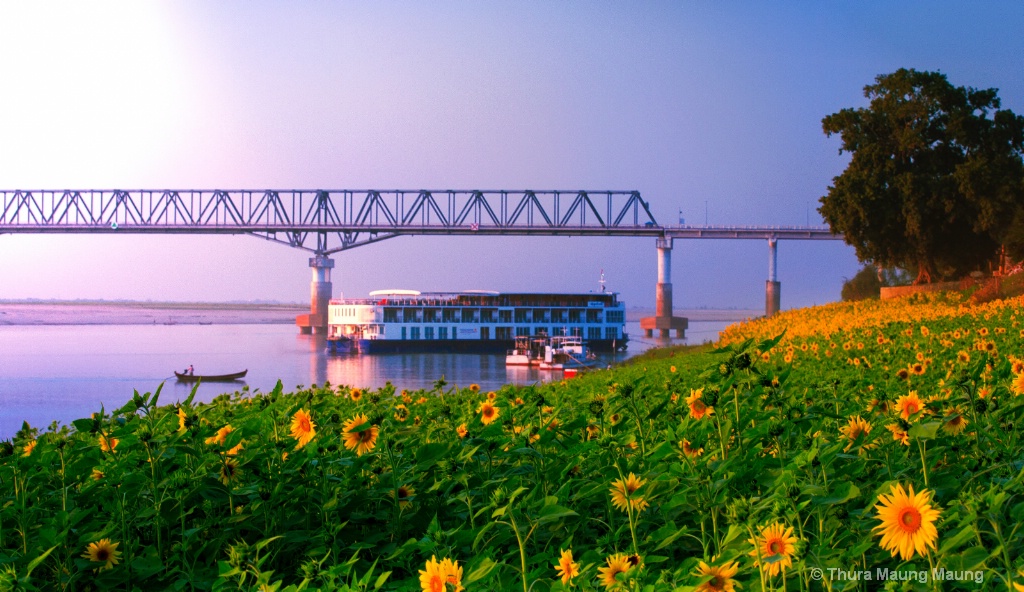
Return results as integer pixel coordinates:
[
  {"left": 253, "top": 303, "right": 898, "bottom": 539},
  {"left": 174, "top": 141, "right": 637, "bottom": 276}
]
[{"left": 2, "top": 2, "right": 1023, "bottom": 310}]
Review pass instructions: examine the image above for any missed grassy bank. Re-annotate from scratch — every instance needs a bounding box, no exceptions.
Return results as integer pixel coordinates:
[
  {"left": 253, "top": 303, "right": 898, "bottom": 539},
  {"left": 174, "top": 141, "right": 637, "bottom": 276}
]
[{"left": 2, "top": 290, "right": 1024, "bottom": 590}]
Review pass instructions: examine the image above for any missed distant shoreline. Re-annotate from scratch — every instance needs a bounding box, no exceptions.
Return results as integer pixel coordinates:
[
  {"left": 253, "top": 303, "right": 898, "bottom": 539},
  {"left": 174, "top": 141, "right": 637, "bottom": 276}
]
[
  {"left": 0, "top": 300, "right": 760, "bottom": 326},
  {"left": 0, "top": 301, "right": 307, "bottom": 326}
]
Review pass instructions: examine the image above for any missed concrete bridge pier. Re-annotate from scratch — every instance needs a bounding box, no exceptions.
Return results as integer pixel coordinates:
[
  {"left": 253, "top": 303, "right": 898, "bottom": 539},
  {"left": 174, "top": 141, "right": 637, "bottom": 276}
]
[
  {"left": 296, "top": 255, "right": 334, "bottom": 334},
  {"left": 766, "top": 237, "right": 780, "bottom": 316},
  {"left": 640, "top": 237, "right": 688, "bottom": 338}
]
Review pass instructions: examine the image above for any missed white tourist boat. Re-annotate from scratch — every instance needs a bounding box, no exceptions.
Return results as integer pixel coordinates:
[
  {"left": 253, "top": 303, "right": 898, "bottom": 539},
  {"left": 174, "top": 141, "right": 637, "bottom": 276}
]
[{"left": 326, "top": 290, "right": 627, "bottom": 354}]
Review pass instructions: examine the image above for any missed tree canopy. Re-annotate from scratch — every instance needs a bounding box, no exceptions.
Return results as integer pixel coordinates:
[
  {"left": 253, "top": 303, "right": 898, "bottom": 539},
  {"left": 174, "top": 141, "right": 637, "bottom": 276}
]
[{"left": 819, "top": 68, "right": 1024, "bottom": 283}]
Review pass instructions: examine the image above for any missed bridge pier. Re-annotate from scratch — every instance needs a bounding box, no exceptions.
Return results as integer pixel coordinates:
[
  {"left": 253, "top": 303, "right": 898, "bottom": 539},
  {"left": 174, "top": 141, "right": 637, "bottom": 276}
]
[
  {"left": 640, "top": 237, "right": 688, "bottom": 338},
  {"left": 296, "top": 255, "right": 334, "bottom": 334},
  {"left": 766, "top": 237, "right": 780, "bottom": 316}
]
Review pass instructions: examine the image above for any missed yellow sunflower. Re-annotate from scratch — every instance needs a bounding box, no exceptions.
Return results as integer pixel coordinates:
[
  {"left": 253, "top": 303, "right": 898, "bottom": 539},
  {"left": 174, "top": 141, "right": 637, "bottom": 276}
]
[
  {"left": 887, "top": 423, "right": 910, "bottom": 446},
  {"left": 598, "top": 553, "right": 632, "bottom": 589},
  {"left": 205, "top": 424, "right": 233, "bottom": 446},
  {"left": 342, "top": 413, "right": 379, "bottom": 456},
  {"left": 478, "top": 401, "right": 499, "bottom": 425},
  {"left": 456, "top": 423, "right": 468, "bottom": 438},
  {"left": 394, "top": 404, "right": 409, "bottom": 422},
  {"left": 419, "top": 556, "right": 446, "bottom": 592},
  {"left": 694, "top": 560, "right": 739, "bottom": 592},
  {"left": 554, "top": 548, "right": 580, "bottom": 585},
  {"left": 440, "top": 557, "right": 463, "bottom": 592},
  {"left": 220, "top": 458, "right": 240, "bottom": 485},
  {"left": 942, "top": 407, "right": 968, "bottom": 435},
  {"left": 419, "top": 556, "right": 463, "bottom": 592},
  {"left": 748, "top": 522, "right": 797, "bottom": 576},
  {"left": 895, "top": 391, "right": 924, "bottom": 421},
  {"left": 873, "top": 483, "right": 941, "bottom": 560},
  {"left": 177, "top": 407, "right": 188, "bottom": 432},
  {"left": 681, "top": 438, "right": 704, "bottom": 458},
  {"left": 469, "top": 383, "right": 481, "bottom": 393},
  {"left": 840, "top": 416, "right": 873, "bottom": 451},
  {"left": 687, "top": 388, "right": 714, "bottom": 420},
  {"left": 394, "top": 484, "right": 415, "bottom": 510},
  {"left": 289, "top": 408, "right": 316, "bottom": 450},
  {"left": 349, "top": 388, "right": 363, "bottom": 402},
  {"left": 21, "top": 439, "right": 37, "bottom": 457},
  {"left": 609, "top": 472, "right": 649, "bottom": 513},
  {"left": 82, "top": 539, "right": 121, "bottom": 570},
  {"left": 1012, "top": 372, "right": 1024, "bottom": 396},
  {"left": 99, "top": 433, "right": 119, "bottom": 453}
]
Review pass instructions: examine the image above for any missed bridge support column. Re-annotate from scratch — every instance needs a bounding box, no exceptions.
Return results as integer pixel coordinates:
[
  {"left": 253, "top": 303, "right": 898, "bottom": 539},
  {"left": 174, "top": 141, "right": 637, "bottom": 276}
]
[
  {"left": 296, "top": 255, "right": 334, "bottom": 334},
  {"left": 766, "top": 237, "right": 780, "bottom": 316},
  {"left": 640, "top": 237, "right": 688, "bottom": 338}
]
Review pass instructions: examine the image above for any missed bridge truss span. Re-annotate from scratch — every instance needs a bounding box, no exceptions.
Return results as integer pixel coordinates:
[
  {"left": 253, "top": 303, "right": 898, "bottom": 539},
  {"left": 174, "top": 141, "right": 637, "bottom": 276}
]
[{"left": 0, "top": 189, "right": 659, "bottom": 254}]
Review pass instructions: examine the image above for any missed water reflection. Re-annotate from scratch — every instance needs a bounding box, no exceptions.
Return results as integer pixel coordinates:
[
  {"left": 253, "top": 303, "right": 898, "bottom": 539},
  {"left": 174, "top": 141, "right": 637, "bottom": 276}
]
[{"left": 0, "top": 320, "right": 728, "bottom": 438}]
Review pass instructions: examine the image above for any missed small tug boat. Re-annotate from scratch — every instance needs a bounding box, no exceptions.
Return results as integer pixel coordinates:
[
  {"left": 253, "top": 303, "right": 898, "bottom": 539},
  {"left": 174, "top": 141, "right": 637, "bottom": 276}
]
[{"left": 505, "top": 335, "right": 595, "bottom": 372}]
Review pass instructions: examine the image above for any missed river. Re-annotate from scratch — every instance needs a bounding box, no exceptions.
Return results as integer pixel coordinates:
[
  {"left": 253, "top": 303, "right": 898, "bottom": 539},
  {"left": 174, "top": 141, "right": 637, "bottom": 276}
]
[{"left": 0, "top": 320, "right": 732, "bottom": 438}]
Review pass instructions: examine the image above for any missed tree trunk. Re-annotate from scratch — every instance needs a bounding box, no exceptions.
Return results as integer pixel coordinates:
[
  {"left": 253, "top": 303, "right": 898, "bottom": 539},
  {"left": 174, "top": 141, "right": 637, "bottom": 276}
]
[{"left": 913, "top": 262, "right": 933, "bottom": 285}]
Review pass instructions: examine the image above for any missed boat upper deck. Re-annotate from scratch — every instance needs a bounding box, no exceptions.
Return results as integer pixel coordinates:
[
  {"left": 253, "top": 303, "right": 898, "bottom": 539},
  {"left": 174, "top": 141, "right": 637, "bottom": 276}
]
[{"left": 329, "top": 291, "right": 620, "bottom": 308}]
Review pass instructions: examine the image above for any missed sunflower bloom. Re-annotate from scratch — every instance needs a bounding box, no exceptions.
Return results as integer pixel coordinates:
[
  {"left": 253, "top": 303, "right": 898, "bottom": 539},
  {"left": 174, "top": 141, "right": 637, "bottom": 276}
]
[
  {"left": 942, "top": 407, "right": 968, "bottom": 435},
  {"left": 290, "top": 409, "right": 316, "bottom": 450},
  {"left": 220, "top": 458, "right": 240, "bottom": 485},
  {"left": 886, "top": 423, "right": 910, "bottom": 446},
  {"left": 342, "top": 413, "right": 379, "bottom": 456},
  {"left": 895, "top": 391, "right": 924, "bottom": 421},
  {"left": 609, "top": 472, "right": 649, "bottom": 513},
  {"left": 394, "top": 484, "right": 415, "bottom": 510},
  {"left": 82, "top": 539, "right": 121, "bottom": 570},
  {"left": 873, "top": 483, "right": 941, "bottom": 561},
  {"left": 554, "top": 549, "right": 580, "bottom": 585},
  {"left": 419, "top": 556, "right": 462, "bottom": 592},
  {"left": 478, "top": 401, "right": 499, "bottom": 425},
  {"left": 840, "top": 416, "right": 873, "bottom": 451},
  {"left": 456, "top": 423, "right": 468, "bottom": 438},
  {"left": 681, "top": 439, "right": 704, "bottom": 458},
  {"left": 694, "top": 560, "right": 739, "bottom": 592},
  {"left": 177, "top": 407, "right": 188, "bottom": 432},
  {"left": 394, "top": 404, "right": 409, "bottom": 422},
  {"left": 687, "top": 389, "right": 714, "bottom": 420},
  {"left": 748, "top": 522, "right": 797, "bottom": 576},
  {"left": 205, "top": 424, "right": 233, "bottom": 446},
  {"left": 349, "top": 388, "right": 363, "bottom": 401},
  {"left": 1012, "top": 372, "right": 1024, "bottom": 396},
  {"left": 99, "top": 433, "right": 119, "bottom": 453},
  {"left": 598, "top": 553, "right": 633, "bottom": 589},
  {"left": 21, "top": 439, "right": 37, "bottom": 457},
  {"left": 440, "top": 557, "right": 463, "bottom": 591}
]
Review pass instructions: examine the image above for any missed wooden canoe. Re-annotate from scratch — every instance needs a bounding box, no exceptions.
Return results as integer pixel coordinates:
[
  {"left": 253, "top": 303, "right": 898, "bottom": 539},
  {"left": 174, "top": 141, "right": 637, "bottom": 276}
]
[{"left": 174, "top": 370, "right": 247, "bottom": 382}]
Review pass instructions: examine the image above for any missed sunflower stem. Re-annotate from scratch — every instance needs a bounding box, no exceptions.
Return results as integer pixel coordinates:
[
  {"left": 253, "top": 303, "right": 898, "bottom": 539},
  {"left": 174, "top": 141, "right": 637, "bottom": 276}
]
[{"left": 917, "top": 439, "right": 929, "bottom": 488}]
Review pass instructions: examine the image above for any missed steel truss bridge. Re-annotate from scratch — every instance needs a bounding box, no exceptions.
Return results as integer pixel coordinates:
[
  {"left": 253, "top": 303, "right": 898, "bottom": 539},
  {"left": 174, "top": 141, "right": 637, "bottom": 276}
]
[{"left": 0, "top": 189, "right": 839, "bottom": 253}]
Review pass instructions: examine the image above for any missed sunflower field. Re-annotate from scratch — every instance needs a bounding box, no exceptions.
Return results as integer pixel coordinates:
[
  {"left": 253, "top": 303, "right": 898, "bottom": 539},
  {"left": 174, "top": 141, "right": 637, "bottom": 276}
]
[{"left": 3, "top": 290, "right": 1024, "bottom": 591}]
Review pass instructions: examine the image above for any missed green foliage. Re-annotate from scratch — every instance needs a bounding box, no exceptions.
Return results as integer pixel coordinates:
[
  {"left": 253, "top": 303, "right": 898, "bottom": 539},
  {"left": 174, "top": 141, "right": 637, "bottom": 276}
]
[
  {"left": 820, "top": 68, "right": 1024, "bottom": 283},
  {"left": 841, "top": 265, "right": 913, "bottom": 301}
]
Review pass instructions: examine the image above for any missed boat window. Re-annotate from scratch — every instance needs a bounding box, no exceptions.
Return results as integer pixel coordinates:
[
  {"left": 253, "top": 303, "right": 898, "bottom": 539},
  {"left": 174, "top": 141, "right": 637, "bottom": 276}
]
[
  {"left": 401, "top": 327, "right": 407, "bottom": 340},
  {"left": 425, "top": 327, "right": 434, "bottom": 340},
  {"left": 605, "top": 327, "right": 618, "bottom": 340}
]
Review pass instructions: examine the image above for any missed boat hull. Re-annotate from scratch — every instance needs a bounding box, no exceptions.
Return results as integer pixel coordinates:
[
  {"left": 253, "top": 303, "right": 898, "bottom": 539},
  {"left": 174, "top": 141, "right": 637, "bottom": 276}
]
[
  {"left": 352, "top": 337, "right": 626, "bottom": 354},
  {"left": 174, "top": 370, "right": 248, "bottom": 382}
]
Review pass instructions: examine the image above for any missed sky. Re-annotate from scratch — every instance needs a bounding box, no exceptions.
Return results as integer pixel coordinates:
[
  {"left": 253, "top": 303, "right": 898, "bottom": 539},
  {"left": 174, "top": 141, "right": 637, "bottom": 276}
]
[{"left": 2, "top": 2, "right": 1023, "bottom": 311}]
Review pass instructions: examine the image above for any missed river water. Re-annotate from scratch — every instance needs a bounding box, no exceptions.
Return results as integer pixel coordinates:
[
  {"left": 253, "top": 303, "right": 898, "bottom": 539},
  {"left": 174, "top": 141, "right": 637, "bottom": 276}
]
[{"left": 0, "top": 320, "right": 730, "bottom": 438}]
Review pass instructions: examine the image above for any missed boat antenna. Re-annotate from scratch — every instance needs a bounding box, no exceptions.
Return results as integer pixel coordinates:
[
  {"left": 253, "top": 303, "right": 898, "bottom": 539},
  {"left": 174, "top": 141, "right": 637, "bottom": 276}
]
[{"left": 599, "top": 269, "right": 606, "bottom": 293}]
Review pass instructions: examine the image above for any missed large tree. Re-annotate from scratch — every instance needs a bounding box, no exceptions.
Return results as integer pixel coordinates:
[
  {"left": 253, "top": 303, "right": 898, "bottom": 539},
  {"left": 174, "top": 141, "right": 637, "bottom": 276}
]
[{"left": 819, "top": 68, "right": 1024, "bottom": 283}]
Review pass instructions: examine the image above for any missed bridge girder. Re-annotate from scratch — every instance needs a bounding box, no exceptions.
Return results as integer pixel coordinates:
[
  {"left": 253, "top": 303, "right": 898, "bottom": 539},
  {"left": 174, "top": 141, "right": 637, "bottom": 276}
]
[{"left": 0, "top": 189, "right": 661, "bottom": 254}]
